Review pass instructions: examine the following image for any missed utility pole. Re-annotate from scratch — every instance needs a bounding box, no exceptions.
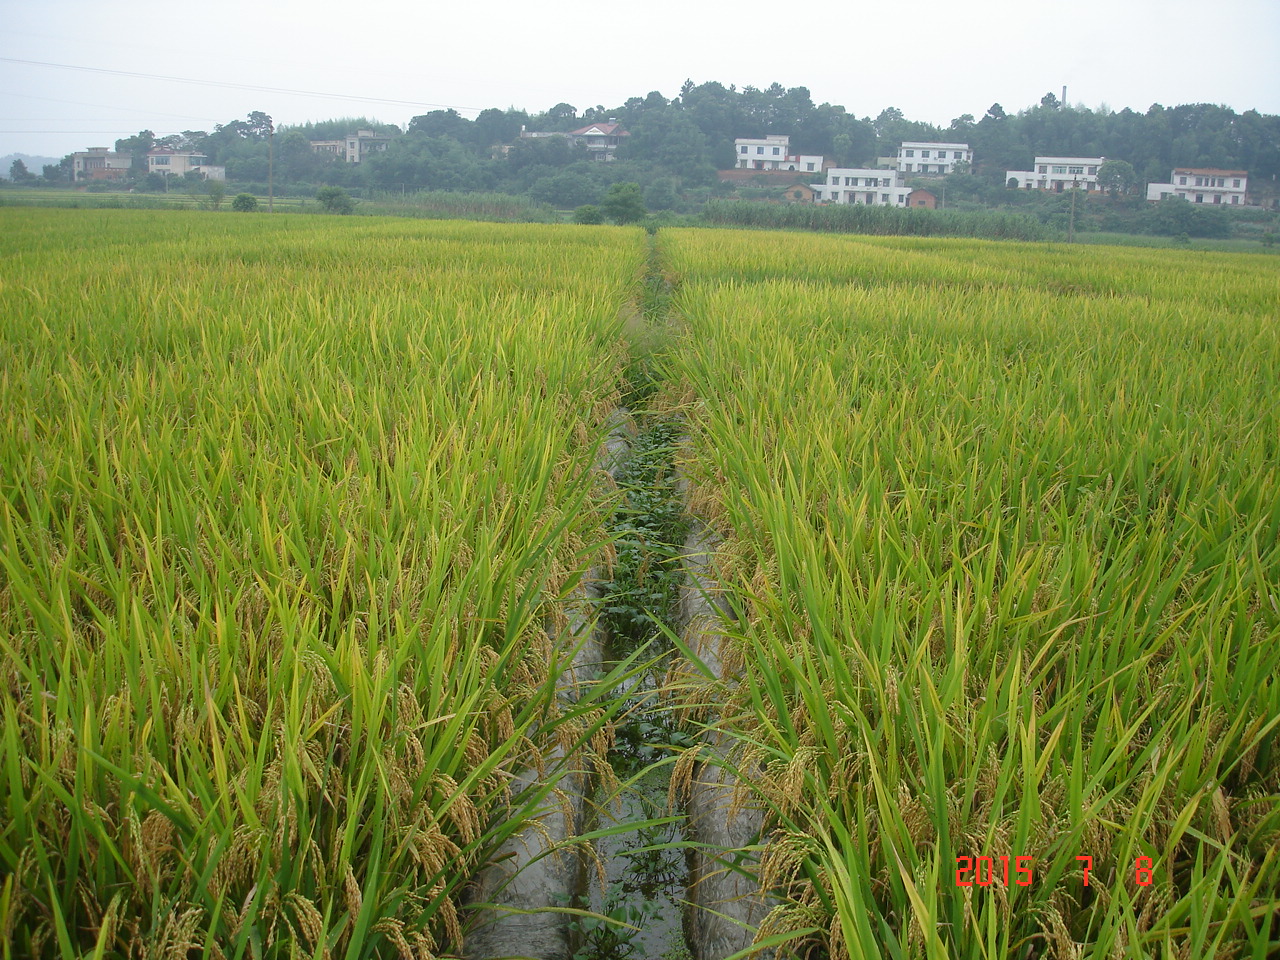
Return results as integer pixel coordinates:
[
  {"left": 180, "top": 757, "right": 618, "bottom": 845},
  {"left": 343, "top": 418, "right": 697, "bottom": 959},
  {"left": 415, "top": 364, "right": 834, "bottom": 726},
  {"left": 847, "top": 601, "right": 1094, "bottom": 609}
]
[
  {"left": 268, "top": 116, "right": 275, "bottom": 214},
  {"left": 1068, "top": 175, "right": 1078, "bottom": 242}
]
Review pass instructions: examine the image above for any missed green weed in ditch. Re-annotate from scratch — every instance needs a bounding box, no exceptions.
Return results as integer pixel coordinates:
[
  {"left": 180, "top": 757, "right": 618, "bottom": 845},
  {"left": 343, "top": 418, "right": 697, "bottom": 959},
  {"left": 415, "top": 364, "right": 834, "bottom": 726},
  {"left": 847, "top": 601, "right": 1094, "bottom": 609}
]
[{"left": 600, "top": 419, "right": 690, "bottom": 653}]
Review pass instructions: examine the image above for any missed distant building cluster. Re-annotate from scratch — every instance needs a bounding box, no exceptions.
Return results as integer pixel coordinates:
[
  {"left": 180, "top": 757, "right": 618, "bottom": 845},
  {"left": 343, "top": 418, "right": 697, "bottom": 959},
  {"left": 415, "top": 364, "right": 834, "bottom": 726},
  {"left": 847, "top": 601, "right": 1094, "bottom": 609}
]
[
  {"left": 69, "top": 146, "right": 225, "bottom": 181},
  {"left": 515, "top": 122, "right": 631, "bottom": 161},
  {"left": 308, "top": 129, "right": 394, "bottom": 163},
  {"left": 720, "top": 136, "right": 962, "bottom": 206}
]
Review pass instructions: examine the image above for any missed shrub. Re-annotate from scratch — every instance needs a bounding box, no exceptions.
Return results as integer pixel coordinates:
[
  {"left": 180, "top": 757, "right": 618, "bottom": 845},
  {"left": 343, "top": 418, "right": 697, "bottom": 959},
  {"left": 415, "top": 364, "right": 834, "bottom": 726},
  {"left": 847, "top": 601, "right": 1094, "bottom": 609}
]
[
  {"left": 231, "top": 193, "right": 258, "bottom": 212},
  {"left": 572, "top": 204, "right": 604, "bottom": 225},
  {"left": 315, "top": 186, "right": 354, "bottom": 214}
]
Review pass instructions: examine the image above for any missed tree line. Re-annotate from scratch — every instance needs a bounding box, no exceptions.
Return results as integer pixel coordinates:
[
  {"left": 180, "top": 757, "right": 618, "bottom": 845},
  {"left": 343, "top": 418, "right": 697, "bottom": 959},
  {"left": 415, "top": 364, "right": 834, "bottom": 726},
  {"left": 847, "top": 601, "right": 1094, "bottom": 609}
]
[{"left": 17, "top": 81, "right": 1279, "bottom": 215}]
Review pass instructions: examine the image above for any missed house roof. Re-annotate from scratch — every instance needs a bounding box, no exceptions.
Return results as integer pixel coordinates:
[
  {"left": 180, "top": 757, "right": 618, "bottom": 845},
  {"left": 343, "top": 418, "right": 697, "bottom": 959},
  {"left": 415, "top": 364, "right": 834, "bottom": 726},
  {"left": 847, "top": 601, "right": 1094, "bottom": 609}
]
[
  {"left": 1173, "top": 167, "right": 1247, "bottom": 177},
  {"left": 570, "top": 123, "right": 628, "bottom": 137}
]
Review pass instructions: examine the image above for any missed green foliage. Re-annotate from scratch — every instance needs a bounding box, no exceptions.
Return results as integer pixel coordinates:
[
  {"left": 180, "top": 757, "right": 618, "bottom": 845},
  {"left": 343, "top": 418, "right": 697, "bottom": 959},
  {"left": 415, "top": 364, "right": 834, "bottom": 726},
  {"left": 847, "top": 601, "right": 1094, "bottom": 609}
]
[
  {"left": 230, "top": 192, "right": 258, "bottom": 212},
  {"left": 573, "top": 204, "right": 605, "bottom": 224},
  {"left": 702, "top": 198, "right": 1049, "bottom": 240},
  {"left": 1141, "top": 195, "right": 1232, "bottom": 238},
  {"left": 315, "top": 185, "right": 355, "bottom": 214},
  {"left": 600, "top": 420, "right": 688, "bottom": 651},
  {"left": 1098, "top": 159, "right": 1137, "bottom": 198},
  {"left": 602, "top": 182, "right": 647, "bottom": 224},
  {"left": 205, "top": 179, "right": 225, "bottom": 209}
]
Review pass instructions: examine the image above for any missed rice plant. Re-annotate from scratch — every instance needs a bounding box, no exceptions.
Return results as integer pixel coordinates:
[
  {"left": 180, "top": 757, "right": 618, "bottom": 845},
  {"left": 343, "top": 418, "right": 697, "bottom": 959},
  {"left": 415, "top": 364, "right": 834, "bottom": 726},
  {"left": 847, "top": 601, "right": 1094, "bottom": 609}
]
[
  {"left": 0, "top": 209, "right": 648, "bottom": 958},
  {"left": 662, "top": 227, "right": 1280, "bottom": 959}
]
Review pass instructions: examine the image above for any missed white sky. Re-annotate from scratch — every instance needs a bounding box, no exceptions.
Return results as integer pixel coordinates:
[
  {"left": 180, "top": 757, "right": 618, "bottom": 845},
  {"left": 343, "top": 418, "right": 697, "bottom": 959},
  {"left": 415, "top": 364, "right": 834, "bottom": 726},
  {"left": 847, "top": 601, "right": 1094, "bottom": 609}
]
[{"left": 2, "top": 0, "right": 1278, "bottom": 160}]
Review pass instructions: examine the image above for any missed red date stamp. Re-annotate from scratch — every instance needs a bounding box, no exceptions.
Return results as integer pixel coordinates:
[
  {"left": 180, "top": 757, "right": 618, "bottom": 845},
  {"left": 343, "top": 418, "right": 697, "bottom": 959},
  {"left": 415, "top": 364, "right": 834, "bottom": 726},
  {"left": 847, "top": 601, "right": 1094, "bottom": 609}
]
[{"left": 955, "top": 855, "right": 1155, "bottom": 887}]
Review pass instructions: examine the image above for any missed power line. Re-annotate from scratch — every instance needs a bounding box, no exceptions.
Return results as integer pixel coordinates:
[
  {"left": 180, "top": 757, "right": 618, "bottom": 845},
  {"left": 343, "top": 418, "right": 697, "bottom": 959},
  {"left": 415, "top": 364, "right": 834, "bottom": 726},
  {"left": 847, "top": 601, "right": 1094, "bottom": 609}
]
[
  {"left": 0, "top": 57, "right": 482, "bottom": 115},
  {"left": 0, "top": 89, "right": 222, "bottom": 122}
]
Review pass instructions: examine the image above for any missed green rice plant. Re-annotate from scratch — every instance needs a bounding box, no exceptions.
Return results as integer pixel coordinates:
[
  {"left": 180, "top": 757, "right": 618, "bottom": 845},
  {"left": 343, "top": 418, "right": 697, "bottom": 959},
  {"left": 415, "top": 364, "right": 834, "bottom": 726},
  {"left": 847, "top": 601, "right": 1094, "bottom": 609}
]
[
  {"left": 661, "top": 227, "right": 1280, "bottom": 958},
  {"left": 0, "top": 209, "right": 648, "bottom": 958}
]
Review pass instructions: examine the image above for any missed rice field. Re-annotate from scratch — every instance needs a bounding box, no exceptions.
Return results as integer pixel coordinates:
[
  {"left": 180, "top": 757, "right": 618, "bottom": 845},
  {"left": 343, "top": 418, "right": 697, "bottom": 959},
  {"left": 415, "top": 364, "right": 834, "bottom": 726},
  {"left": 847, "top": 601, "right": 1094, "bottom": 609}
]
[
  {"left": 0, "top": 209, "right": 645, "bottom": 957},
  {"left": 662, "top": 228, "right": 1280, "bottom": 958},
  {"left": 1, "top": 208, "right": 1278, "bottom": 960}
]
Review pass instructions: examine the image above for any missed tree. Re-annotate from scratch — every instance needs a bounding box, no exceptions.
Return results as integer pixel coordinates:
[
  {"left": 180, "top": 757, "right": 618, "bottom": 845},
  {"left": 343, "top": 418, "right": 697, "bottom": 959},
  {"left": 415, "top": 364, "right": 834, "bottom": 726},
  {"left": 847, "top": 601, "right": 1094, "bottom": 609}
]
[
  {"left": 601, "top": 182, "right": 646, "bottom": 224},
  {"left": 316, "top": 186, "right": 354, "bottom": 214},
  {"left": 1097, "top": 159, "right": 1137, "bottom": 199},
  {"left": 115, "top": 130, "right": 156, "bottom": 175},
  {"left": 408, "top": 109, "right": 467, "bottom": 139},
  {"left": 8, "top": 159, "right": 33, "bottom": 183},
  {"left": 206, "top": 180, "right": 226, "bottom": 209},
  {"left": 572, "top": 204, "right": 604, "bottom": 224},
  {"left": 231, "top": 193, "right": 258, "bottom": 212},
  {"left": 1040, "top": 92, "right": 1061, "bottom": 110}
]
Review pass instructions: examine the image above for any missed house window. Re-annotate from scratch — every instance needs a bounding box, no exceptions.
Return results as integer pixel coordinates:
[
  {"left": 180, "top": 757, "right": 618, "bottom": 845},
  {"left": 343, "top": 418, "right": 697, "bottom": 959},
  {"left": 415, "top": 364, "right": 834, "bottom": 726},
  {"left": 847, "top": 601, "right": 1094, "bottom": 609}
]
[
  {"left": 806, "top": 162, "right": 814, "bottom": 171},
  {"left": 1231, "top": 196, "right": 1239, "bottom": 204},
  {"left": 1195, "top": 194, "right": 1204, "bottom": 203},
  {"left": 1038, "top": 165, "right": 1047, "bottom": 174},
  {"left": 1179, "top": 176, "right": 1187, "bottom": 185},
  {"left": 1214, "top": 195, "right": 1221, "bottom": 203},
  {"left": 921, "top": 150, "right": 930, "bottom": 158},
  {"left": 1233, "top": 179, "right": 1241, "bottom": 188},
  {"left": 772, "top": 147, "right": 780, "bottom": 155},
  {"left": 905, "top": 149, "right": 914, "bottom": 157},
  {"left": 1053, "top": 166, "right": 1067, "bottom": 174},
  {"left": 905, "top": 163, "right": 912, "bottom": 172},
  {"left": 881, "top": 193, "right": 889, "bottom": 202},
  {"left": 954, "top": 151, "right": 962, "bottom": 159},
  {"left": 739, "top": 146, "right": 747, "bottom": 153},
  {"left": 1068, "top": 166, "right": 1083, "bottom": 175},
  {"left": 153, "top": 156, "right": 169, "bottom": 164},
  {"left": 756, "top": 147, "right": 763, "bottom": 154}
]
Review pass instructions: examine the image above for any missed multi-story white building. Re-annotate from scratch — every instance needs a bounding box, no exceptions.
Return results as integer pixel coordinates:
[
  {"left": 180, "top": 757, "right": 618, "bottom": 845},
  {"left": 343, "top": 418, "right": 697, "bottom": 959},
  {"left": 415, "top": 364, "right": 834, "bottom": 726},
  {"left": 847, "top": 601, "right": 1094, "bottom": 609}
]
[
  {"left": 343, "top": 130, "right": 393, "bottom": 163},
  {"left": 897, "top": 142, "right": 971, "bottom": 176},
  {"left": 1005, "top": 157, "right": 1106, "bottom": 192},
  {"left": 812, "top": 168, "right": 912, "bottom": 206},
  {"left": 1146, "top": 168, "right": 1248, "bottom": 205},
  {"left": 70, "top": 147, "right": 132, "bottom": 181},
  {"left": 146, "top": 150, "right": 226, "bottom": 180},
  {"left": 734, "top": 135, "right": 824, "bottom": 173}
]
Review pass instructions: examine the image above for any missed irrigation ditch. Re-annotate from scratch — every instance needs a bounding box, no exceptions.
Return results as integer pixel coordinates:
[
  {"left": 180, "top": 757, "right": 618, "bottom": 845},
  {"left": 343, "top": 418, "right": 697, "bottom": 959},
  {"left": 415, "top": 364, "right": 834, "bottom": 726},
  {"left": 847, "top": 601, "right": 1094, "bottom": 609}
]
[{"left": 465, "top": 235, "right": 772, "bottom": 960}]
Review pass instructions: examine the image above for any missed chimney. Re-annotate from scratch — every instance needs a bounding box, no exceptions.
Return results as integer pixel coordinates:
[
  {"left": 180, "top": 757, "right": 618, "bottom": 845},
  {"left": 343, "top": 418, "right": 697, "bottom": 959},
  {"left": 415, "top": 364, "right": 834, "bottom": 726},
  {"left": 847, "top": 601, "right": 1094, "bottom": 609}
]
[{"left": 1062, "top": 85, "right": 1067, "bottom": 106}]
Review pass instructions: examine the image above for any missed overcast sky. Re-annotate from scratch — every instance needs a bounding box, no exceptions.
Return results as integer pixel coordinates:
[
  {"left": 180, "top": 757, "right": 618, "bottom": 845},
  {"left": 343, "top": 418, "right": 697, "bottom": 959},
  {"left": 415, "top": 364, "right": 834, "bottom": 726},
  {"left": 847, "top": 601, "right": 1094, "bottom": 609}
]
[{"left": 2, "top": 0, "right": 1278, "bottom": 160}]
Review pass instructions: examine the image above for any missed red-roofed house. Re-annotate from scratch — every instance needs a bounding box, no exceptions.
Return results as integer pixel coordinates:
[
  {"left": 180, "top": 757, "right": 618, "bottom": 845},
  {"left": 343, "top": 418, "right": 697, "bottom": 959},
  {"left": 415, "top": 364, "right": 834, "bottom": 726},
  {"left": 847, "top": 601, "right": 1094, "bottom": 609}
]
[{"left": 568, "top": 123, "right": 629, "bottom": 161}]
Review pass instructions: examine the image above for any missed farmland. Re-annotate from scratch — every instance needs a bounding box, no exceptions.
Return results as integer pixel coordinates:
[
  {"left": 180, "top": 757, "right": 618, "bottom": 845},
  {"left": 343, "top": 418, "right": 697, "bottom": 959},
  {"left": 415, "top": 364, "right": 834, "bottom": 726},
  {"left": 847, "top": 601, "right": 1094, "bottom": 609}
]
[
  {"left": 662, "top": 228, "right": 1280, "bottom": 958},
  {"left": 1, "top": 208, "right": 1279, "bottom": 959}
]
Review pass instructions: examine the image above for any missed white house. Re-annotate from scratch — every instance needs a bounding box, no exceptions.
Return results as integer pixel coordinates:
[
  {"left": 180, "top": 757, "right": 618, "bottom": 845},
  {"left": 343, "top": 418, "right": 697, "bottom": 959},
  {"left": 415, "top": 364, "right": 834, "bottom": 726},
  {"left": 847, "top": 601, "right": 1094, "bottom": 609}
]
[
  {"left": 568, "top": 122, "right": 628, "bottom": 161},
  {"left": 343, "top": 130, "right": 393, "bottom": 163},
  {"left": 1146, "top": 168, "right": 1248, "bottom": 205},
  {"left": 70, "top": 147, "right": 132, "bottom": 181},
  {"left": 146, "top": 150, "right": 226, "bottom": 180},
  {"left": 1005, "top": 156, "right": 1106, "bottom": 192},
  {"left": 897, "top": 142, "right": 971, "bottom": 176},
  {"left": 734, "top": 135, "right": 824, "bottom": 173},
  {"left": 812, "top": 168, "right": 912, "bottom": 206}
]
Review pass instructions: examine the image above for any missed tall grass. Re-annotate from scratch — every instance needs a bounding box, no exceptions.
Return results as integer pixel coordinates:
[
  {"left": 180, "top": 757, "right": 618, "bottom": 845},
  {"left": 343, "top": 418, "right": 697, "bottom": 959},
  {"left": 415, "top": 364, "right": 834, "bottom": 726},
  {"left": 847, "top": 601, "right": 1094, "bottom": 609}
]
[
  {"left": 0, "top": 209, "right": 648, "bottom": 957},
  {"left": 701, "top": 199, "right": 1051, "bottom": 241},
  {"left": 662, "top": 228, "right": 1280, "bottom": 958}
]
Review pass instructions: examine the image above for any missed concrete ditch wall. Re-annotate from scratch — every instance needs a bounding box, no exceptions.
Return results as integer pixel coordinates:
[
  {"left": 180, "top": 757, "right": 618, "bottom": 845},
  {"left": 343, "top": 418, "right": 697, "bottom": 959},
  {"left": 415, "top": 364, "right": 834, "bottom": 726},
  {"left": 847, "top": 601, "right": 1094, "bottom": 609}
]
[
  {"left": 677, "top": 518, "right": 771, "bottom": 960},
  {"left": 464, "top": 412, "right": 635, "bottom": 960}
]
